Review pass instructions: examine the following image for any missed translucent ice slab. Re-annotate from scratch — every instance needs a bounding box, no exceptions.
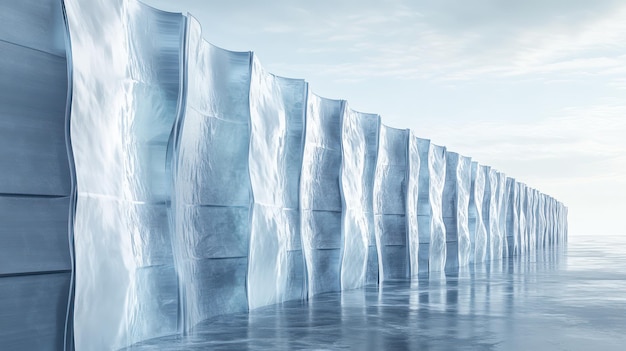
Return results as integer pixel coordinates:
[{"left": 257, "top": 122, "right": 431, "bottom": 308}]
[
  {"left": 170, "top": 15, "right": 252, "bottom": 330},
  {"left": 374, "top": 125, "right": 410, "bottom": 280},
  {"left": 339, "top": 106, "right": 380, "bottom": 289},
  {"left": 443, "top": 152, "right": 472, "bottom": 273},
  {"left": 301, "top": 93, "right": 344, "bottom": 296},
  {"left": 64, "top": 0, "right": 184, "bottom": 348},
  {"left": 248, "top": 56, "right": 307, "bottom": 307},
  {"left": 406, "top": 133, "right": 420, "bottom": 276},
  {"left": 469, "top": 162, "right": 487, "bottom": 264}
]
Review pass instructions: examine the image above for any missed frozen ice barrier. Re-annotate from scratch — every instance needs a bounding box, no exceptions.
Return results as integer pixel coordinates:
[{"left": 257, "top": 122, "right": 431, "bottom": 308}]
[
  {"left": 64, "top": 0, "right": 184, "bottom": 348},
  {"left": 0, "top": 1, "right": 72, "bottom": 349},
  {"left": 248, "top": 56, "right": 307, "bottom": 307},
  {"left": 340, "top": 106, "right": 380, "bottom": 289},
  {"left": 171, "top": 16, "right": 252, "bottom": 329},
  {"left": 300, "top": 93, "right": 344, "bottom": 296},
  {"left": 374, "top": 125, "right": 410, "bottom": 281}
]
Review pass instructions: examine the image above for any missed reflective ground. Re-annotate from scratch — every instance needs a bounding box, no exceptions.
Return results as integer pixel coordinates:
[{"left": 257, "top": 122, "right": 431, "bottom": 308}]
[{"left": 126, "top": 235, "right": 626, "bottom": 350}]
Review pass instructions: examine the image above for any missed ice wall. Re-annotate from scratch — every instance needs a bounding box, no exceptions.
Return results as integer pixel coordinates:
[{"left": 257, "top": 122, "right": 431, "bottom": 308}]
[
  {"left": 340, "top": 106, "right": 381, "bottom": 289},
  {"left": 171, "top": 16, "right": 252, "bottom": 329},
  {"left": 248, "top": 56, "right": 307, "bottom": 307},
  {"left": 300, "top": 93, "right": 344, "bottom": 296},
  {"left": 0, "top": 1, "right": 570, "bottom": 349},
  {"left": 0, "top": 1, "right": 71, "bottom": 349},
  {"left": 64, "top": 1, "right": 184, "bottom": 348},
  {"left": 374, "top": 126, "right": 410, "bottom": 281}
]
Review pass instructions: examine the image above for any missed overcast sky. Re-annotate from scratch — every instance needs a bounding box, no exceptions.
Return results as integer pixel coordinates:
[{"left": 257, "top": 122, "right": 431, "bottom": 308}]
[{"left": 145, "top": 0, "right": 626, "bottom": 237}]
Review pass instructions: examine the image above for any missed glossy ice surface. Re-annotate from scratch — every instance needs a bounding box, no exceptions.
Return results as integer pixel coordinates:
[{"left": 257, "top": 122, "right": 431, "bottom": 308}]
[{"left": 124, "top": 234, "right": 625, "bottom": 351}]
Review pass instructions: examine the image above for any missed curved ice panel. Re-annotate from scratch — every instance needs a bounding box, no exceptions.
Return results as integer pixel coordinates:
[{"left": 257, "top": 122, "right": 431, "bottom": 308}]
[
  {"left": 469, "top": 162, "right": 487, "bottom": 264},
  {"left": 495, "top": 172, "right": 508, "bottom": 258},
  {"left": 339, "top": 106, "right": 380, "bottom": 290},
  {"left": 505, "top": 177, "right": 517, "bottom": 256},
  {"left": 406, "top": 133, "right": 420, "bottom": 276},
  {"left": 171, "top": 16, "right": 252, "bottom": 329},
  {"left": 443, "top": 152, "right": 472, "bottom": 273},
  {"left": 481, "top": 166, "right": 493, "bottom": 261},
  {"left": 374, "top": 125, "right": 410, "bottom": 281},
  {"left": 64, "top": 0, "right": 184, "bottom": 348},
  {"left": 300, "top": 93, "right": 344, "bottom": 296},
  {"left": 416, "top": 138, "right": 431, "bottom": 273},
  {"left": 248, "top": 56, "right": 307, "bottom": 308},
  {"left": 488, "top": 169, "right": 502, "bottom": 261},
  {"left": 428, "top": 144, "right": 447, "bottom": 275}
]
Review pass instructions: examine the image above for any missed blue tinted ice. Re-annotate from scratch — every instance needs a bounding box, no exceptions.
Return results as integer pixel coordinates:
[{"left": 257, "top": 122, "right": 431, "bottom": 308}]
[
  {"left": 300, "top": 93, "right": 344, "bottom": 296},
  {"left": 374, "top": 125, "right": 410, "bottom": 281},
  {"left": 64, "top": 0, "right": 184, "bottom": 348},
  {"left": 469, "top": 162, "right": 488, "bottom": 264},
  {"left": 406, "top": 133, "right": 420, "bottom": 276},
  {"left": 170, "top": 16, "right": 252, "bottom": 330},
  {"left": 340, "top": 106, "right": 380, "bottom": 289},
  {"left": 443, "top": 152, "right": 472, "bottom": 273},
  {"left": 248, "top": 56, "right": 307, "bottom": 307}
]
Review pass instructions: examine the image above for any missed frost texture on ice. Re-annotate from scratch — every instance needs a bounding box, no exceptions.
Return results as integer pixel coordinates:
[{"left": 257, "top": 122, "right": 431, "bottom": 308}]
[
  {"left": 443, "top": 152, "right": 472, "bottom": 273},
  {"left": 416, "top": 139, "right": 447, "bottom": 275},
  {"left": 300, "top": 93, "right": 344, "bottom": 296},
  {"left": 64, "top": 0, "right": 183, "bottom": 348},
  {"left": 488, "top": 169, "right": 503, "bottom": 261},
  {"left": 248, "top": 56, "right": 307, "bottom": 307},
  {"left": 171, "top": 16, "right": 252, "bottom": 330},
  {"left": 505, "top": 177, "right": 517, "bottom": 256},
  {"left": 406, "top": 133, "right": 421, "bottom": 276},
  {"left": 340, "top": 106, "right": 380, "bottom": 289},
  {"left": 374, "top": 125, "right": 410, "bottom": 281},
  {"left": 428, "top": 145, "right": 447, "bottom": 275},
  {"left": 469, "top": 162, "right": 488, "bottom": 264}
]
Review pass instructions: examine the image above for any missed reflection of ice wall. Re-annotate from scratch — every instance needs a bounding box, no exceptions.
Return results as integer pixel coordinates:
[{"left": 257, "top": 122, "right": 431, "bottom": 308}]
[
  {"left": 300, "top": 93, "right": 344, "bottom": 296},
  {"left": 64, "top": 0, "right": 184, "bottom": 348},
  {"left": 171, "top": 16, "right": 252, "bottom": 329},
  {"left": 248, "top": 57, "right": 307, "bottom": 307},
  {"left": 0, "top": 1, "right": 71, "bottom": 349},
  {"left": 374, "top": 126, "right": 410, "bottom": 280},
  {"left": 340, "top": 106, "right": 380, "bottom": 289}
]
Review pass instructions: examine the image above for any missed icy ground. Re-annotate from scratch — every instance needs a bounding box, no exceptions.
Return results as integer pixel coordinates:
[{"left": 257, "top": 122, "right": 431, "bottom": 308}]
[{"left": 125, "top": 234, "right": 625, "bottom": 351}]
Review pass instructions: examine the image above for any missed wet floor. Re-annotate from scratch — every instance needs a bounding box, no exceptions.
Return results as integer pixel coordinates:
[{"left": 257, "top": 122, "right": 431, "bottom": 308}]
[{"left": 126, "top": 235, "right": 626, "bottom": 350}]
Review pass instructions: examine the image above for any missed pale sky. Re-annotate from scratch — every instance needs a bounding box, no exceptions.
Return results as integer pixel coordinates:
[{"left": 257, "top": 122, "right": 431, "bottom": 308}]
[{"left": 144, "top": 0, "right": 626, "bottom": 237}]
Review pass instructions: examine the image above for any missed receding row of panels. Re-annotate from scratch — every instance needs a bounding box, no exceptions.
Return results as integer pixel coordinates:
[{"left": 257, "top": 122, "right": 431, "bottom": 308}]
[
  {"left": 0, "top": 0, "right": 567, "bottom": 350},
  {"left": 63, "top": 2, "right": 568, "bottom": 350}
]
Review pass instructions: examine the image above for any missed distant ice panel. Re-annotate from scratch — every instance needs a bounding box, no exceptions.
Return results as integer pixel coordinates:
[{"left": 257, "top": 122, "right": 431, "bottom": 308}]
[
  {"left": 171, "top": 15, "right": 252, "bottom": 329},
  {"left": 301, "top": 93, "right": 343, "bottom": 296},
  {"left": 488, "top": 169, "right": 502, "bottom": 261},
  {"left": 444, "top": 154, "right": 471, "bottom": 271},
  {"left": 374, "top": 125, "right": 409, "bottom": 281},
  {"left": 416, "top": 137, "right": 431, "bottom": 273},
  {"left": 505, "top": 177, "right": 517, "bottom": 257},
  {"left": 340, "top": 107, "right": 380, "bottom": 290},
  {"left": 64, "top": 0, "right": 184, "bottom": 348},
  {"left": 406, "top": 133, "right": 420, "bottom": 276},
  {"left": 469, "top": 162, "right": 487, "bottom": 264},
  {"left": 248, "top": 56, "right": 307, "bottom": 308},
  {"left": 428, "top": 144, "right": 447, "bottom": 275}
]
